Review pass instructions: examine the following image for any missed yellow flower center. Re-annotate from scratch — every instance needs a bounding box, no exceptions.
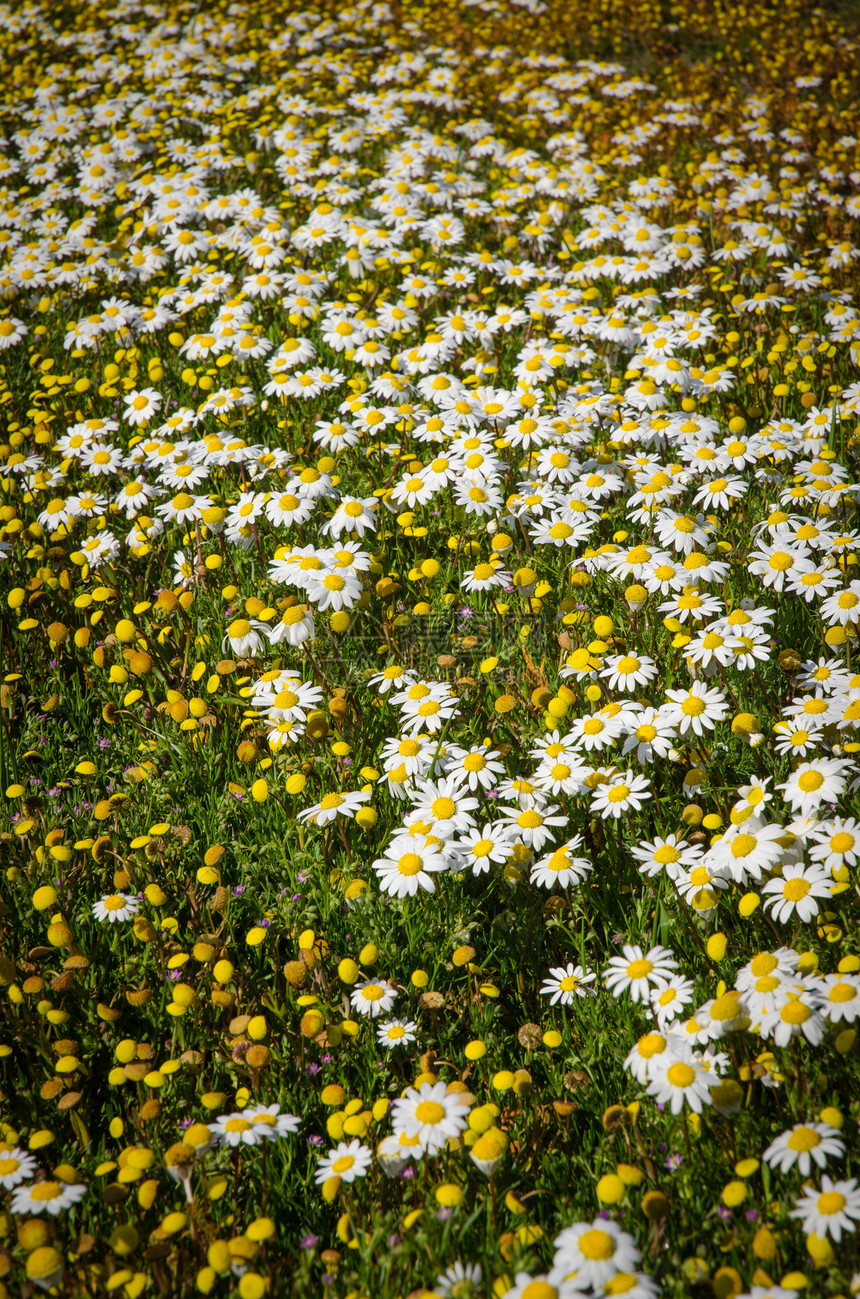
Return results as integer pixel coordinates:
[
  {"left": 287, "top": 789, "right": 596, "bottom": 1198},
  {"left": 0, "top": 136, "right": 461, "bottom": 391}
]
[
  {"left": 607, "top": 785, "right": 630, "bottom": 803},
  {"left": 578, "top": 1228, "right": 615, "bottom": 1261},
  {"left": 414, "top": 1101, "right": 446, "bottom": 1125},
  {"left": 654, "top": 845, "right": 680, "bottom": 864},
  {"left": 522, "top": 1285, "right": 558, "bottom": 1299},
  {"left": 787, "top": 1127, "right": 820, "bottom": 1152},
  {"left": 224, "top": 1118, "right": 252, "bottom": 1133}
]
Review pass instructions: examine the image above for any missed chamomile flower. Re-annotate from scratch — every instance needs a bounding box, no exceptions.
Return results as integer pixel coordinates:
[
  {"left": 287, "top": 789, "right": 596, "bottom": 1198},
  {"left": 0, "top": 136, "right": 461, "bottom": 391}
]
[
  {"left": 453, "top": 823, "right": 514, "bottom": 875},
  {"left": 505, "top": 1274, "right": 583, "bottom": 1299},
  {"left": 315, "top": 1140, "right": 372, "bottom": 1185},
  {"left": 622, "top": 708, "right": 677, "bottom": 764},
  {"left": 600, "top": 653, "right": 658, "bottom": 690},
  {"left": 444, "top": 744, "right": 506, "bottom": 792},
  {"left": 762, "top": 862, "right": 833, "bottom": 924},
  {"left": 630, "top": 833, "right": 700, "bottom": 879},
  {"left": 764, "top": 1122, "right": 845, "bottom": 1176},
  {"left": 498, "top": 801, "right": 568, "bottom": 851},
  {"left": 604, "top": 944, "right": 678, "bottom": 1003},
  {"left": 540, "top": 963, "right": 597, "bottom": 1005},
  {"left": 789, "top": 1175, "right": 860, "bottom": 1242},
  {"left": 222, "top": 618, "right": 267, "bottom": 658},
  {"left": 646, "top": 1052, "right": 719, "bottom": 1114},
  {"left": 662, "top": 682, "right": 728, "bottom": 736},
  {"left": 268, "top": 605, "right": 315, "bottom": 647},
  {"left": 531, "top": 840, "right": 593, "bottom": 889},
  {"left": 778, "top": 758, "right": 853, "bottom": 817},
  {"left": 809, "top": 817, "right": 860, "bottom": 871},
  {"left": 435, "top": 1262, "right": 483, "bottom": 1298},
  {"left": 12, "top": 1180, "right": 87, "bottom": 1216},
  {"left": 208, "top": 1113, "right": 268, "bottom": 1147},
  {"left": 552, "top": 1218, "right": 641, "bottom": 1290},
  {"left": 705, "top": 819, "right": 786, "bottom": 884},
  {"left": 0, "top": 1146, "right": 37, "bottom": 1189},
  {"left": 390, "top": 1081, "right": 470, "bottom": 1153},
  {"left": 410, "top": 776, "right": 479, "bottom": 837},
  {"left": 350, "top": 980, "right": 399, "bottom": 1019},
  {"left": 650, "top": 976, "right": 696, "bottom": 1027},
  {"left": 590, "top": 771, "right": 652, "bottom": 819},
  {"left": 624, "top": 1031, "right": 680, "bottom": 1084},
  {"left": 372, "top": 834, "right": 449, "bottom": 897},
  {"left": 377, "top": 1018, "right": 418, "bottom": 1050},
  {"left": 245, "top": 1105, "right": 301, "bottom": 1139},
  {"left": 815, "top": 973, "right": 860, "bottom": 1023},
  {"left": 92, "top": 893, "right": 139, "bottom": 923},
  {"left": 297, "top": 788, "right": 371, "bottom": 826},
  {"left": 760, "top": 988, "right": 826, "bottom": 1047}
]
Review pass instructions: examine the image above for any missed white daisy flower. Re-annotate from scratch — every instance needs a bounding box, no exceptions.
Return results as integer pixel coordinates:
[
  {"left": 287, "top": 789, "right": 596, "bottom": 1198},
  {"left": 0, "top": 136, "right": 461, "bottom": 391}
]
[
  {"left": 390, "top": 1081, "right": 470, "bottom": 1154},
  {"left": 92, "top": 893, "right": 139, "bottom": 923},
  {"left": 376, "top": 1018, "right": 417, "bottom": 1050},
  {"left": 315, "top": 1139, "right": 372, "bottom": 1185},
  {"left": 350, "top": 979, "right": 399, "bottom": 1019},
  {"left": 764, "top": 1122, "right": 844, "bottom": 1176},
  {"left": 540, "top": 964, "right": 597, "bottom": 1006}
]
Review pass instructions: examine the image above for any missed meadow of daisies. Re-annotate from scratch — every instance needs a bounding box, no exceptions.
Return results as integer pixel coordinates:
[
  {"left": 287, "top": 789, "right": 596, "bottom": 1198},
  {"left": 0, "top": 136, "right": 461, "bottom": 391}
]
[{"left": 2, "top": 0, "right": 860, "bottom": 1296}]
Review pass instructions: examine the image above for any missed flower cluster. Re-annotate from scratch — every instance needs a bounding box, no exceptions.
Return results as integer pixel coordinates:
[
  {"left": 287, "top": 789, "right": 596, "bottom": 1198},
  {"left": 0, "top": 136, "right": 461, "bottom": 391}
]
[{"left": 0, "top": 0, "right": 859, "bottom": 1296}]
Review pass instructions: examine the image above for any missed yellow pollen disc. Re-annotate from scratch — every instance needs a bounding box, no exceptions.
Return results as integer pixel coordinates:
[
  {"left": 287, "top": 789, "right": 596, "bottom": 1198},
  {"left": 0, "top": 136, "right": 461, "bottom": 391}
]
[
  {"left": 414, "top": 1101, "right": 446, "bottom": 1125},
  {"left": 666, "top": 1063, "right": 695, "bottom": 1088},
  {"left": 578, "top": 1228, "right": 615, "bottom": 1261},
  {"left": 787, "top": 1127, "right": 820, "bottom": 1152}
]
